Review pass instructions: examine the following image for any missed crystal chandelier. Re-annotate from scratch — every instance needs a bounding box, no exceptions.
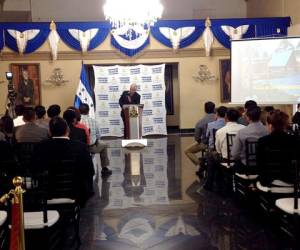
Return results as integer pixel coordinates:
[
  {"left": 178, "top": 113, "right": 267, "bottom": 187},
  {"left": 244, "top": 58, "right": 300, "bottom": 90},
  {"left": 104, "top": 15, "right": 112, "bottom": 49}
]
[{"left": 103, "top": 0, "right": 163, "bottom": 36}]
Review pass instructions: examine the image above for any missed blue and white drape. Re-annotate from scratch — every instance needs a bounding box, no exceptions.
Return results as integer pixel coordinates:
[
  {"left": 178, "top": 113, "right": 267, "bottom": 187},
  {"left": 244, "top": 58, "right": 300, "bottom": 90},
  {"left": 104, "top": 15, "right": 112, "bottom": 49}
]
[
  {"left": 210, "top": 17, "right": 290, "bottom": 49},
  {"left": 4, "top": 23, "right": 50, "bottom": 54},
  {"left": 111, "top": 26, "right": 150, "bottom": 57},
  {"left": 0, "top": 17, "right": 291, "bottom": 56},
  {"left": 151, "top": 20, "right": 205, "bottom": 50},
  {"left": 56, "top": 22, "right": 110, "bottom": 52}
]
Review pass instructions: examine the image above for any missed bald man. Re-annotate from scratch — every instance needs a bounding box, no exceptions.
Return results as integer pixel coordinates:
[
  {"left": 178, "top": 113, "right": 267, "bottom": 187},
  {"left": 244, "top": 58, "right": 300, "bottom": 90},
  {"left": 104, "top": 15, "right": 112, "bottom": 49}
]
[{"left": 119, "top": 83, "right": 141, "bottom": 138}]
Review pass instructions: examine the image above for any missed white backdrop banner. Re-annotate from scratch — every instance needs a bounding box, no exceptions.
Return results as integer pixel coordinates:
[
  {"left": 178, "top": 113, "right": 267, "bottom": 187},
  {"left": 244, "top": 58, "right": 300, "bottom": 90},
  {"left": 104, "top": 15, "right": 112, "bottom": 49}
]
[{"left": 93, "top": 64, "right": 167, "bottom": 137}]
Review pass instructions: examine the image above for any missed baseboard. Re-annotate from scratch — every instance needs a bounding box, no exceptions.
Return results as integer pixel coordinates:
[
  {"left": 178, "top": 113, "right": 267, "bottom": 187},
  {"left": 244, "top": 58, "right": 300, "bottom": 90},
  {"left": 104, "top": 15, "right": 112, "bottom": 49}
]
[
  {"left": 167, "top": 126, "right": 194, "bottom": 134},
  {"left": 179, "top": 128, "right": 194, "bottom": 134}
]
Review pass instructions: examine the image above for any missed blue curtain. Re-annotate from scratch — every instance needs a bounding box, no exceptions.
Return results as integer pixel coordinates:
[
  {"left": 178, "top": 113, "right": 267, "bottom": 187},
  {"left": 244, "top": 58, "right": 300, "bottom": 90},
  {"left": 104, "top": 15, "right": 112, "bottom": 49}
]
[
  {"left": 0, "top": 29, "right": 4, "bottom": 51},
  {"left": 211, "top": 25, "right": 255, "bottom": 49},
  {"left": 151, "top": 20, "right": 205, "bottom": 48},
  {"left": 56, "top": 22, "right": 110, "bottom": 51},
  {"left": 211, "top": 17, "right": 291, "bottom": 49},
  {"left": 111, "top": 31, "right": 150, "bottom": 57},
  {"left": 3, "top": 22, "right": 50, "bottom": 53}
]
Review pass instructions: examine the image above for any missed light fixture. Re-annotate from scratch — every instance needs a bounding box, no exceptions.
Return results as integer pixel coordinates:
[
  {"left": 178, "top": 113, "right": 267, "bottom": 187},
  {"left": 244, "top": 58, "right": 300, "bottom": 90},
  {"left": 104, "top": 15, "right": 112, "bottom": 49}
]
[
  {"left": 103, "top": 0, "right": 163, "bottom": 38},
  {"left": 44, "top": 68, "right": 69, "bottom": 87},
  {"left": 193, "top": 65, "right": 217, "bottom": 82}
]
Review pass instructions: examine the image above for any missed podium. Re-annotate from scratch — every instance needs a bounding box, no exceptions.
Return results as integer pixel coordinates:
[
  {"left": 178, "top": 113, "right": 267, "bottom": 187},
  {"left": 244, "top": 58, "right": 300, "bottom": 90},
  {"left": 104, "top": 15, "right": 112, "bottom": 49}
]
[{"left": 122, "top": 104, "right": 147, "bottom": 148}]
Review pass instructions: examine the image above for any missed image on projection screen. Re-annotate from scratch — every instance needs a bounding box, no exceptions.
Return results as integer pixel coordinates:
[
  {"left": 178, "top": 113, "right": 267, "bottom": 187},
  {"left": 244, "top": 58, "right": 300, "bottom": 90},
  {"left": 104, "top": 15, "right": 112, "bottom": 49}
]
[{"left": 231, "top": 37, "right": 300, "bottom": 104}]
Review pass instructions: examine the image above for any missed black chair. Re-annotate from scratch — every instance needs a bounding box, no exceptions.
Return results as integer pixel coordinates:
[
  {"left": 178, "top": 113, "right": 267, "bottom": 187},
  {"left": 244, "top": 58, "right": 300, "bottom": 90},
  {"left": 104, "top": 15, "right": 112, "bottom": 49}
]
[
  {"left": 21, "top": 171, "right": 61, "bottom": 250},
  {"left": 275, "top": 159, "right": 300, "bottom": 241},
  {"left": 256, "top": 147, "right": 294, "bottom": 216},
  {"left": 0, "top": 209, "right": 8, "bottom": 250},
  {"left": 14, "top": 142, "right": 38, "bottom": 175},
  {"left": 217, "top": 133, "right": 236, "bottom": 194},
  {"left": 46, "top": 158, "right": 81, "bottom": 246},
  {"left": 234, "top": 139, "right": 259, "bottom": 200}
]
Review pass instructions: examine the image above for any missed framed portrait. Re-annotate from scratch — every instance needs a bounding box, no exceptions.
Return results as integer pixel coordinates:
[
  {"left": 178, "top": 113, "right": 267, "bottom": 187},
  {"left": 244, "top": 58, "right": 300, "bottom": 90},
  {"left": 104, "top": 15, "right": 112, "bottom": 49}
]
[
  {"left": 11, "top": 63, "right": 41, "bottom": 107},
  {"left": 219, "top": 59, "right": 231, "bottom": 103}
]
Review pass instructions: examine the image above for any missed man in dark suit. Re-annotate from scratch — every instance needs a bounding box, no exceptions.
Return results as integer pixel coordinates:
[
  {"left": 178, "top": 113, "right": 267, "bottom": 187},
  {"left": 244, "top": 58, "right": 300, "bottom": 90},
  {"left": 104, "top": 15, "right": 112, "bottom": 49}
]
[
  {"left": 119, "top": 83, "right": 141, "bottom": 139},
  {"left": 63, "top": 109, "right": 87, "bottom": 144},
  {"left": 15, "top": 107, "right": 48, "bottom": 143},
  {"left": 35, "top": 117, "right": 95, "bottom": 206},
  {"left": 18, "top": 70, "right": 34, "bottom": 106}
]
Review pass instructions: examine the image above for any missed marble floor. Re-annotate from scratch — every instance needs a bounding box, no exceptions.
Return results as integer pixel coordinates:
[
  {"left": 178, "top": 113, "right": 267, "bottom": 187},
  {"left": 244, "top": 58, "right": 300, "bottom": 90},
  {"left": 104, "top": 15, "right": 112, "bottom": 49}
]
[{"left": 74, "top": 135, "right": 289, "bottom": 250}]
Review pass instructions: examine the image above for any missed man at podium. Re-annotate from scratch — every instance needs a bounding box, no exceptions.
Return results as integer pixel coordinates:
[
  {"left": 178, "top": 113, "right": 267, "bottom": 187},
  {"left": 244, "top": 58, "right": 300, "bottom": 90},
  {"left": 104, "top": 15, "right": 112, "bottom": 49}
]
[{"left": 119, "top": 83, "right": 141, "bottom": 138}]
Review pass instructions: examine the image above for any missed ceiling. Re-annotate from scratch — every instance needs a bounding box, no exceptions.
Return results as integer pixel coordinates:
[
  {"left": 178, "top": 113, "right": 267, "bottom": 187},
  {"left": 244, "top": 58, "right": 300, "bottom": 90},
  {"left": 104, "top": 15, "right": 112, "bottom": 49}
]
[{"left": 2, "top": 0, "right": 247, "bottom": 22}]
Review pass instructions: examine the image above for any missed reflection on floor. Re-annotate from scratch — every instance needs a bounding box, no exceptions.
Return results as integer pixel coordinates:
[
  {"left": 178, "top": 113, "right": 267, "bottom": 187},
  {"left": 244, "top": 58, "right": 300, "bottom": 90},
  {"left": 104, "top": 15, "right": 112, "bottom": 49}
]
[{"left": 75, "top": 135, "right": 281, "bottom": 250}]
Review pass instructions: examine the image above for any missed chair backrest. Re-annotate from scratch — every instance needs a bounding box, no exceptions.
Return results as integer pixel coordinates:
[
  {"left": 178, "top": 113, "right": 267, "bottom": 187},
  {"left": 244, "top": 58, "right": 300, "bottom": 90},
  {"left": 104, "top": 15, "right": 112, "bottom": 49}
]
[
  {"left": 262, "top": 147, "right": 294, "bottom": 185},
  {"left": 212, "top": 128, "right": 217, "bottom": 150},
  {"left": 292, "top": 159, "right": 300, "bottom": 210},
  {"left": 245, "top": 139, "right": 258, "bottom": 174},
  {"left": 22, "top": 170, "right": 48, "bottom": 224},
  {"left": 47, "top": 158, "right": 77, "bottom": 200},
  {"left": 14, "top": 142, "right": 38, "bottom": 174},
  {"left": 226, "top": 133, "right": 236, "bottom": 165}
]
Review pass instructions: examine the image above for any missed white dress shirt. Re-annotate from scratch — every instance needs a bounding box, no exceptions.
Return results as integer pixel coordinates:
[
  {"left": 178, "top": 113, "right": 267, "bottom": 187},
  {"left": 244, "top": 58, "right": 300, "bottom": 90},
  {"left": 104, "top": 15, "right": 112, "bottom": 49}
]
[
  {"left": 13, "top": 116, "right": 25, "bottom": 127},
  {"left": 215, "top": 122, "right": 245, "bottom": 158}
]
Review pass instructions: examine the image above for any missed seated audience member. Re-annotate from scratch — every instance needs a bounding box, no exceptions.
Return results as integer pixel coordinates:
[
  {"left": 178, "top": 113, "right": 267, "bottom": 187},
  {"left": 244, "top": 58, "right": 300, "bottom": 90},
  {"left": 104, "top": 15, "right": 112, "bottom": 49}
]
[
  {"left": 215, "top": 109, "right": 245, "bottom": 159},
  {"left": 35, "top": 117, "right": 95, "bottom": 206},
  {"left": 0, "top": 116, "right": 15, "bottom": 144},
  {"left": 79, "top": 103, "right": 112, "bottom": 177},
  {"left": 13, "top": 104, "right": 25, "bottom": 127},
  {"left": 257, "top": 110, "right": 297, "bottom": 186},
  {"left": 231, "top": 106, "right": 268, "bottom": 167},
  {"left": 67, "top": 106, "right": 90, "bottom": 145},
  {"left": 260, "top": 106, "right": 275, "bottom": 126},
  {"left": 35, "top": 105, "right": 49, "bottom": 129},
  {"left": 184, "top": 101, "right": 216, "bottom": 169},
  {"left": 47, "top": 104, "right": 61, "bottom": 119},
  {"left": 15, "top": 107, "right": 48, "bottom": 143},
  {"left": 63, "top": 109, "right": 87, "bottom": 144},
  {"left": 204, "top": 109, "right": 244, "bottom": 190},
  {"left": 292, "top": 103, "right": 300, "bottom": 127},
  {"left": 237, "top": 100, "right": 257, "bottom": 126},
  {"left": 206, "top": 106, "right": 227, "bottom": 149}
]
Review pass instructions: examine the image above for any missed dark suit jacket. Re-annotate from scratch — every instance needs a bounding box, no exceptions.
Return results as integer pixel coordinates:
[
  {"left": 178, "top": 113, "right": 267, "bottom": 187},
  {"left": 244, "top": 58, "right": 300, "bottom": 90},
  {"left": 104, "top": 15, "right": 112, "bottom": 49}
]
[
  {"left": 18, "top": 79, "right": 34, "bottom": 105},
  {"left": 69, "top": 124, "right": 87, "bottom": 144},
  {"left": 292, "top": 111, "right": 300, "bottom": 127},
  {"left": 119, "top": 91, "right": 140, "bottom": 107},
  {"left": 15, "top": 122, "right": 48, "bottom": 143},
  {"left": 35, "top": 138, "right": 94, "bottom": 206},
  {"left": 119, "top": 91, "right": 141, "bottom": 120},
  {"left": 257, "top": 131, "right": 297, "bottom": 185}
]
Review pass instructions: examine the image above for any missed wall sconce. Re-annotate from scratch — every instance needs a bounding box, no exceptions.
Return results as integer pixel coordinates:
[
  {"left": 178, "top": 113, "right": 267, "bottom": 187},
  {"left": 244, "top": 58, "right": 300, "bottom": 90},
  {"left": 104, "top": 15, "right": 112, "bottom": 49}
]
[
  {"left": 193, "top": 65, "right": 217, "bottom": 82},
  {"left": 44, "top": 68, "right": 69, "bottom": 87}
]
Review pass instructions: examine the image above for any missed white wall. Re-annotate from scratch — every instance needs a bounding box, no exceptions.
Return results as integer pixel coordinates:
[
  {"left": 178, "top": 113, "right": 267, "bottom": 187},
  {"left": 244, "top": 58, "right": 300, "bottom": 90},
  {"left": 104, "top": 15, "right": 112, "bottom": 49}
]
[{"left": 4, "top": 0, "right": 247, "bottom": 21}]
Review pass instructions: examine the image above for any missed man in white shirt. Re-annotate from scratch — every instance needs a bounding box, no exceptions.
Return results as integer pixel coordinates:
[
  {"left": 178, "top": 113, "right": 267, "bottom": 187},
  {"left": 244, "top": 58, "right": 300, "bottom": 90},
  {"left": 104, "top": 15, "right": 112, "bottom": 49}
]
[
  {"left": 204, "top": 108, "right": 244, "bottom": 191},
  {"left": 215, "top": 109, "right": 245, "bottom": 159}
]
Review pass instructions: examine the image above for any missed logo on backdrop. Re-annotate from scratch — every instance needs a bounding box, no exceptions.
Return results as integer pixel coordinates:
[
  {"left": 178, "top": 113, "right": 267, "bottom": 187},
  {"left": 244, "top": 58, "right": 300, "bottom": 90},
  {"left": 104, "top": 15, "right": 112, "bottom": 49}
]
[
  {"left": 108, "top": 68, "right": 119, "bottom": 75},
  {"left": 97, "top": 77, "right": 108, "bottom": 84}
]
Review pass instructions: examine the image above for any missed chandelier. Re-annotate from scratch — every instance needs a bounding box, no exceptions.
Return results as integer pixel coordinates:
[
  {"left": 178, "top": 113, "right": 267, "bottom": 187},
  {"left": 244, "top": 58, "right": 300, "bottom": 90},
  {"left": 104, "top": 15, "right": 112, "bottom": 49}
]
[{"left": 103, "top": 0, "right": 163, "bottom": 36}]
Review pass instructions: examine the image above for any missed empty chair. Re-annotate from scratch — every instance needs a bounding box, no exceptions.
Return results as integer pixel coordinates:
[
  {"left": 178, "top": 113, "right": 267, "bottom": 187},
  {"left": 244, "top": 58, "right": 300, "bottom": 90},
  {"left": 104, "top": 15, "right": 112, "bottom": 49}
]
[
  {"left": 21, "top": 172, "right": 61, "bottom": 250},
  {"left": 46, "top": 158, "right": 81, "bottom": 245}
]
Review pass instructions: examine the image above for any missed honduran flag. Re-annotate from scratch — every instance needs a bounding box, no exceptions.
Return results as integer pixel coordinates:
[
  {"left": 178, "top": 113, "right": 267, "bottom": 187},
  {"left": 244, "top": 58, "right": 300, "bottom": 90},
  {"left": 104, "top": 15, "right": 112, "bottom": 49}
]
[{"left": 74, "top": 64, "right": 95, "bottom": 118}]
